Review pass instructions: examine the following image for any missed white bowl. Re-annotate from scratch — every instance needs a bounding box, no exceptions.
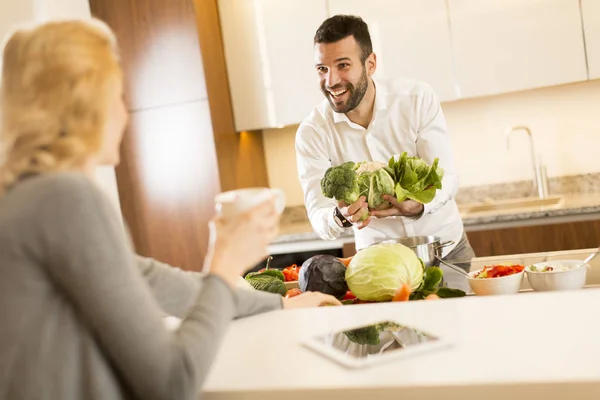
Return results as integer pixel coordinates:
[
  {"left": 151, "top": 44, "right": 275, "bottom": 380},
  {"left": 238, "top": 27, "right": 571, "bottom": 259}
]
[
  {"left": 525, "top": 260, "right": 588, "bottom": 292},
  {"left": 466, "top": 267, "right": 524, "bottom": 296}
]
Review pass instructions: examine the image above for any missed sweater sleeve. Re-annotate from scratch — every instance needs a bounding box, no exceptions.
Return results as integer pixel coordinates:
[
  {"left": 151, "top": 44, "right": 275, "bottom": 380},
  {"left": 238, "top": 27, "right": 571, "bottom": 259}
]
[
  {"left": 36, "top": 174, "right": 235, "bottom": 400},
  {"left": 136, "top": 256, "right": 283, "bottom": 319}
]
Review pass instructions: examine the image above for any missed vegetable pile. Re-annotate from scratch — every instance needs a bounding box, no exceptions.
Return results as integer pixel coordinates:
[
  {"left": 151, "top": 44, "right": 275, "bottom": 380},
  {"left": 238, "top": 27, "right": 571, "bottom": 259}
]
[
  {"left": 320, "top": 152, "right": 444, "bottom": 212},
  {"left": 246, "top": 243, "right": 465, "bottom": 304}
]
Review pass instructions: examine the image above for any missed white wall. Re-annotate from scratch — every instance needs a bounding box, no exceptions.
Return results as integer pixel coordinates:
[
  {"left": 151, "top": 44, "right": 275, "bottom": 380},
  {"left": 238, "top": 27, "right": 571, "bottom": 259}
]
[
  {"left": 445, "top": 80, "right": 600, "bottom": 187},
  {"left": 0, "top": 1, "right": 122, "bottom": 215},
  {"left": 262, "top": 80, "right": 600, "bottom": 207}
]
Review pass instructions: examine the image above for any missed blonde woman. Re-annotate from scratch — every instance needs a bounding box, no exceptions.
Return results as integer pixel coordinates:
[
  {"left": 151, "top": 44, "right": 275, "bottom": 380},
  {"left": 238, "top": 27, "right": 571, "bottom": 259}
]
[{"left": 0, "top": 19, "right": 340, "bottom": 400}]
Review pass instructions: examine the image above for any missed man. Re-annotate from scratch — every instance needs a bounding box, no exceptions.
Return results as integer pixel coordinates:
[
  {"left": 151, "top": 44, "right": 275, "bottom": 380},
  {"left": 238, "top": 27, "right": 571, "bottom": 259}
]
[{"left": 295, "top": 15, "right": 474, "bottom": 290}]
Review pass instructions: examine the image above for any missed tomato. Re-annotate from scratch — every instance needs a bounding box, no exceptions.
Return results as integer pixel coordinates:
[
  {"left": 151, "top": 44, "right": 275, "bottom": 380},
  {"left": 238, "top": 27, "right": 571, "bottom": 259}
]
[
  {"left": 285, "top": 288, "right": 302, "bottom": 298},
  {"left": 342, "top": 291, "right": 356, "bottom": 300},
  {"left": 282, "top": 264, "right": 300, "bottom": 282}
]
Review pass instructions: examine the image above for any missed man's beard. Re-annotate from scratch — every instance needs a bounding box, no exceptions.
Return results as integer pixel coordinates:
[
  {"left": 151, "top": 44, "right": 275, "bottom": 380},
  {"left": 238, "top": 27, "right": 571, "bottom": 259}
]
[{"left": 322, "top": 68, "right": 368, "bottom": 114}]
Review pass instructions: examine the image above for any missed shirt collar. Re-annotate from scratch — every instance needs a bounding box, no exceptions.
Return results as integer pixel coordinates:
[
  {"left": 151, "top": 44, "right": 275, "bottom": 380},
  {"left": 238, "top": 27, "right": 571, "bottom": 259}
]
[{"left": 331, "top": 78, "right": 387, "bottom": 125}]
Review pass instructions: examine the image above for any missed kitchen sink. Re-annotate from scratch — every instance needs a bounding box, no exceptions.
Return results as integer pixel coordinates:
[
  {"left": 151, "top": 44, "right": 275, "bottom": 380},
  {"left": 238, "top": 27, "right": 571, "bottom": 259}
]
[{"left": 459, "top": 195, "right": 564, "bottom": 214}]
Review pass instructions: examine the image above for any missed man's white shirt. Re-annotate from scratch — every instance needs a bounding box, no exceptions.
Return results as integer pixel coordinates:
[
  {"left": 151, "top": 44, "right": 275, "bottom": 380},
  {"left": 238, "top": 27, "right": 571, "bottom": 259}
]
[{"left": 295, "top": 77, "right": 464, "bottom": 253}]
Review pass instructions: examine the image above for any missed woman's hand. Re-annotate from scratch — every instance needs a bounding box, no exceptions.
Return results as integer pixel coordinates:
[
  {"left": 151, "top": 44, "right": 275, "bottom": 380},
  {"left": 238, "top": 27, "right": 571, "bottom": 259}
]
[
  {"left": 205, "top": 198, "right": 280, "bottom": 287},
  {"left": 282, "top": 291, "right": 342, "bottom": 309}
]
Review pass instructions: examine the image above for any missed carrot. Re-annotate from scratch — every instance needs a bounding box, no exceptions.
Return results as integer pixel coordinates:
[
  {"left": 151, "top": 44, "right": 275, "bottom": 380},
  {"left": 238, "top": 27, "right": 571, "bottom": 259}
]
[
  {"left": 392, "top": 283, "right": 411, "bottom": 302},
  {"left": 338, "top": 257, "right": 353, "bottom": 268}
]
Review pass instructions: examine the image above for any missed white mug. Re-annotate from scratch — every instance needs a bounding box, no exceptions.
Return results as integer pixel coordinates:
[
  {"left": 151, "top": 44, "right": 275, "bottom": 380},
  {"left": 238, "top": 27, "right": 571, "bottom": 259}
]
[{"left": 214, "top": 187, "right": 286, "bottom": 219}]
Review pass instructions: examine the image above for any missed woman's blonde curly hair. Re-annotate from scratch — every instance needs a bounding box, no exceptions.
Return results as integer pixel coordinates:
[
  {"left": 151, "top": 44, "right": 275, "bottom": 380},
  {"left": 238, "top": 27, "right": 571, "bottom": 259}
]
[{"left": 0, "top": 18, "right": 122, "bottom": 193}]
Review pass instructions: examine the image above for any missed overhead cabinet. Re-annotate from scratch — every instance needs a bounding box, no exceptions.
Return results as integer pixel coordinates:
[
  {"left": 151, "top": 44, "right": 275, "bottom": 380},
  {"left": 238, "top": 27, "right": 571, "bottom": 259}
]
[
  {"left": 447, "top": 0, "right": 588, "bottom": 98},
  {"left": 327, "top": 0, "right": 458, "bottom": 102},
  {"left": 581, "top": 0, "right": 600, "bottom": 80},
  {"left": 218, "top": 0, "right": 327, "bottom": 131},
  {"left": 219, "top": 0, "right": 596, "bottom": 131}
]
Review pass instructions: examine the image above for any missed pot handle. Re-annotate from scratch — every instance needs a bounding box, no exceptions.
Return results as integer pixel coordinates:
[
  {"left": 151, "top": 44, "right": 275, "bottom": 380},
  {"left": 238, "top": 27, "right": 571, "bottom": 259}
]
[
  {"left": 436, "top": 240, "right": 455, "bottom": 250},
  {"left": 434, "top": 255, "right": 469, "bottom": 276}
]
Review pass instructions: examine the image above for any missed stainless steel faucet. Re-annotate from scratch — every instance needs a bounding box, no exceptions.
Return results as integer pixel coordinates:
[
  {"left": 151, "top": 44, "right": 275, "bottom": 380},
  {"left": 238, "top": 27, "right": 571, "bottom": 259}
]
[{"left": 505, "top": 126, "right": 548, "bottom": 199}]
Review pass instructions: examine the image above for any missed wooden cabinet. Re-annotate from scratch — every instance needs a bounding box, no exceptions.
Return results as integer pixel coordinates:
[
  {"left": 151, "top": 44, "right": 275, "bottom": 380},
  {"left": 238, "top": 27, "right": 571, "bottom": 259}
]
[
  {"left": 327, "top": 0, "right": 457, "bottom": 102},
  {"left": 218, "top": 0, "right": 327, "bottom": 131},
  {"left": 89, "top": 0, "right": 270, "bottom": 270},
  {"left": 447, "top": 0, "right": 588, "bottom": 98},
  {"left": 581, "top": 0, "right": 600, "bottom": 80},
  {"left": 467, "top": 218, "right": 600, "bottom": 257}
]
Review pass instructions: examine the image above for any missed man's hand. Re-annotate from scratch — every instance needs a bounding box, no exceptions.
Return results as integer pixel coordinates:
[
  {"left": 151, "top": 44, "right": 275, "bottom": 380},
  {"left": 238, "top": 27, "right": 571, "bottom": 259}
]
[
  {"left": 338, "top": 196, "right": 371, "bottom": 230},
  {"left": 369, "top": 195, "right": 424, "bottom": 219}
]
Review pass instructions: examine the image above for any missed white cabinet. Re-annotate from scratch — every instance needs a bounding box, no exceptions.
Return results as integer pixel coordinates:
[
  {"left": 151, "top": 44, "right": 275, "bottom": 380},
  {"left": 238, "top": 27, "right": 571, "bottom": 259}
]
[
  {"left": 327, "top": 0, "right": 457, "bottom": 102},
  {"left": 448, "top": 0, "right": 588, "bottom": 98},
  {"left": 218, "top": 0, "right": 327, "bottom": 131},
  {"left": 36, "top": 0, "right": 91, "bottom": 20},
  {"left": 581, "top": 0, "right": 600, "bottom": 80}
]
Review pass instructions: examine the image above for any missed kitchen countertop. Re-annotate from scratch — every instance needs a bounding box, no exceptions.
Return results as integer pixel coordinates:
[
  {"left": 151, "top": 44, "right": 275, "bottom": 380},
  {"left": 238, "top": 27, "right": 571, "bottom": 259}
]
[
  {"left": 272, "top": 193, "right": 600, "bottom": 247},
  {"left": 202, "top": 247, "right": 600, "bottom": 399},
  {"left": 460, "top": 193, "right": 600, "bottom": 227}
]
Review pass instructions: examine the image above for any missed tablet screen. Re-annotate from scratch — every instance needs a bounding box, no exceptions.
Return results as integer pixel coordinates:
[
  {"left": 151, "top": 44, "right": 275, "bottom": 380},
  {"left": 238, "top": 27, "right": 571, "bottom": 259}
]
[{"left": 312, "top": 321, "right": 440, "bottom": 359}]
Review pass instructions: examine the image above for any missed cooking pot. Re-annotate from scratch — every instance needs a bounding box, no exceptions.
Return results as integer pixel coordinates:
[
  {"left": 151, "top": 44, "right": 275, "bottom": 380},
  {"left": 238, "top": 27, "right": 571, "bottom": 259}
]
[{"left": 377, "top": 236, "right": 455, "bottom": 268}]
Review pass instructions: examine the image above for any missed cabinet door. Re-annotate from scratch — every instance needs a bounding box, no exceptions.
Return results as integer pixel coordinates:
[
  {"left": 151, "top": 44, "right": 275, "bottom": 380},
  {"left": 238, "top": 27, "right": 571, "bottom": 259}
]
[
  {"left": 467, "top": 219, "right": 600, "bottom": 257},
  {"left": 327, "top": 0, "right": 457, "bottom": 102},
  {"left": 218, "top": 0, "right": 327, "bottom": 131},
  {"left": 448, "top": 0, "right": 588, "bottom": 98},
  {"left": 581, "top": 0, "right": 600, "bottom": 80}
]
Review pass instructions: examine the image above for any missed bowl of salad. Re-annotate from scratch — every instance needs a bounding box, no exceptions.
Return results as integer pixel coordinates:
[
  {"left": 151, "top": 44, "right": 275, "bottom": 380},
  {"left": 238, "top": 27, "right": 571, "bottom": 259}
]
[
  {"left": 466, "top": 264, "right": 525, "bottom": 296},
  {"left": 525, "top": 260, "right": 588, "bottom": 292}
]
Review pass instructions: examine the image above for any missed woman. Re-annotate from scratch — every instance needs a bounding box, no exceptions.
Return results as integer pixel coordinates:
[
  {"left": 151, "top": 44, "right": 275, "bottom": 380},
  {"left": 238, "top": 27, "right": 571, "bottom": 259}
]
[{"left": 0, "top": 19, "right": 339, "bottom": 400}]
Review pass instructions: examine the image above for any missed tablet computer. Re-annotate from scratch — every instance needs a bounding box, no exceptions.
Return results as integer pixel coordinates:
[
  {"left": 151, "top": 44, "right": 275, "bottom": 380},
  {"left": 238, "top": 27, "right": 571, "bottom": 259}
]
[{"left": 301, "top": 320, "right": 451, "bottom": 369}]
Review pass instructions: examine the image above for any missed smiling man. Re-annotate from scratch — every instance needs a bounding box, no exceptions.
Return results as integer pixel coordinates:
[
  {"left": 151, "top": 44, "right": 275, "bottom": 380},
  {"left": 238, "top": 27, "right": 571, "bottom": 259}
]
[{"left": 295, "top": 15, "right": 474, "bottom": 289}]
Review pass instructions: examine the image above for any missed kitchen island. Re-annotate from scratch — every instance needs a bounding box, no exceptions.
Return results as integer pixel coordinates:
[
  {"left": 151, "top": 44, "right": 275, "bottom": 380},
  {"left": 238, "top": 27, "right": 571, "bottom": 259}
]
[{"left": 202, "top": 248, "right": 600, "bottom": 399}]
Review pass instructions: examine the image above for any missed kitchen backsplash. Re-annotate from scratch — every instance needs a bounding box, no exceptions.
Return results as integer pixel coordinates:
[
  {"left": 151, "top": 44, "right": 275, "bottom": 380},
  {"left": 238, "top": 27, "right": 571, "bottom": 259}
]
[
  {"left": 262, "top": 79, "right": 600, "bottom": 207},
  {"left": 456, "top": 172, "right": 600, "bottom": 204}
]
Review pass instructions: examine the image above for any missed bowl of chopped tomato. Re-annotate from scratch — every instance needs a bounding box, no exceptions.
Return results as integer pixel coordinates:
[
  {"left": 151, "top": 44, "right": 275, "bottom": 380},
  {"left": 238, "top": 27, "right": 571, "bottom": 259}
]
[
  {"left": 466, "top": 264, "right": 525, "bottom": 296},
  {"left": 525, "top": 260, "right": 588, "bottom": 292}
]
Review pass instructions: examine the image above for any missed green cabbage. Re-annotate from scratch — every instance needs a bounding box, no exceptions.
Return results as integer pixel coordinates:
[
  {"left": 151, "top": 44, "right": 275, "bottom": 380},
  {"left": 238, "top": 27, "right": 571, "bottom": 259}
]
[
  {"left": 345, "top": 243, "right": 425, "bottom": 302},
  {"left": 389, "top": 152, "right": 444, "bottom": 204}
]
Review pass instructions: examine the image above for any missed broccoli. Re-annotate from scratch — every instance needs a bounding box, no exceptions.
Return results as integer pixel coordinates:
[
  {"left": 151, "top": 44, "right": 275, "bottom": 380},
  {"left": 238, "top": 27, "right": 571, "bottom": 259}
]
[
  {"left": 320, "top": 161, "right": 360, "bottom": 205},
  {"left": 320, "top": 161, "right": 395, "bottom": 211}
]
